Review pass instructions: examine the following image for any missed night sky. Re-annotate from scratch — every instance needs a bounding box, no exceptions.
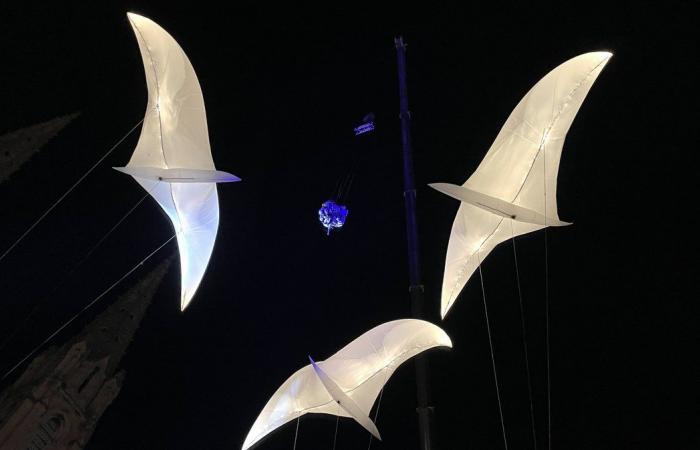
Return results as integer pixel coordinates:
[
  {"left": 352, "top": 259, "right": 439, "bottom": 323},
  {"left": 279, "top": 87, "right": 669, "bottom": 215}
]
[{"left": 0, "top": 2, "right": 697, "bottom": 449}]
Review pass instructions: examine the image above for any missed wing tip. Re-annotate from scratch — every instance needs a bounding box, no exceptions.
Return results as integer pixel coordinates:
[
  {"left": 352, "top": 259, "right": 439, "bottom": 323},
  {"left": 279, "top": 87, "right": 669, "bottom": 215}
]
[
  {"left": 126, "top": 12, "right": 158, "bottom": 33},
  {"left": 585, "top": 51, "right": 614, "bottom": 70},
  {"left": 126, "top": 11, "right": 147, "bottom": 21},
  {"left": 221, "top": 171, "right": 242, "bottom": 183},
  {"left": 428, "top": 182, "right": 451, "bottom": 192},
  {"left": 180, "top": 292, "right": 193, "bottom": 312},
  {"left": 597, "top": 51, "right": 614, "bottom": 67},
  {"left": 370, "top": 424, "right": 382, "bottom": 441},
  {"left": 440, "top": 293, "right": 455, "bottom": 320},
  {"left": 126, "top": 12, "right": 144, "bottom": 35},
  {"left": 429, "top": 182, "right": 463, "bottom": 203},
  {"left": 440, "top": 328, "right": 454, "bottom": 349},
  {"left": 125, "top": 11, "right": 141, "bottom": 23},
  {"left": 566, "top": 51, "right": 613, "bottom": 74},
  {"left": 579, "top": 50, "right": 613, "bottom": 60}
]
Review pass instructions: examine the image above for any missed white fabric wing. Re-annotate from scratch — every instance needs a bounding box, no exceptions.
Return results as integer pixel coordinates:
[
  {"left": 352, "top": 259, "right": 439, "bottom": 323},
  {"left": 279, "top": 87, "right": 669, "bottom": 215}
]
[
  {"left": 132, "top": 178, "right": 219, "bottom": 310},
  {"left": 126, "top": 12, "right": 214, "bottom": 170},
  {"left": 309, "top": 357, "right": 381, "bottom": 439},
  {"left": 440, "top": 52, "right": 611, "bottom": 318},
  {"left": 242, "top": 319, "right": 452, "bottom": 450},
  {"left": 125, "top": 13, "right": 220, "bottom": 310}
]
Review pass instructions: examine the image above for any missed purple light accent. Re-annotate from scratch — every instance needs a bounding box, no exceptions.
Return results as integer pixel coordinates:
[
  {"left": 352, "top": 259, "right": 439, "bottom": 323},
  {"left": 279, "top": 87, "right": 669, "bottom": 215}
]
[
  {"left": 318, "top": 200, "right": 349, "bottom": 235},
  {"left": 353, "top": 122, "right": 375, "bottom": 136}
]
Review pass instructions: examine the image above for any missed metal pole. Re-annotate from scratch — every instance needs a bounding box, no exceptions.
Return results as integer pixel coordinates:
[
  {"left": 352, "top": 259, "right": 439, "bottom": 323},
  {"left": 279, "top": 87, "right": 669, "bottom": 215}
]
[{"left": 395, "top": 35, "right": 433, "bottom": 450}]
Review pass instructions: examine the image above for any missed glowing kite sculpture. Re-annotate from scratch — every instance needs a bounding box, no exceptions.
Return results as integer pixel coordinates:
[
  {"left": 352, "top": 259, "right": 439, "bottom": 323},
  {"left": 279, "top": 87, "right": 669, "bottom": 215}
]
[
  {"left": 430, "top": 51, "right": 611, "bottom": 318},
  {"left": 115, "top": 13, "right": 240, "bottom": 310},
  {"left": 242, "top": 319, "right": 452, "bottom": 449}
]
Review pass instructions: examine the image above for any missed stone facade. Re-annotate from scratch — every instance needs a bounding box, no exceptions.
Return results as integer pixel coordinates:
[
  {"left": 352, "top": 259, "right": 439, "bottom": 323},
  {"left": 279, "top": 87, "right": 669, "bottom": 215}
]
[{"left": 0, "top": 259, "right": 170, "bottom": 450}]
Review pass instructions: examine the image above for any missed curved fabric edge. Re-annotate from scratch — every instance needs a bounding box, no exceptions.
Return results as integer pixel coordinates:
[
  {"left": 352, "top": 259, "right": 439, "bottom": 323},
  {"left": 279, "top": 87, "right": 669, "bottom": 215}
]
[
  {"left": 241, "top": 319, "right": 452, "bottom": 450},
  {"left": 309, "top": 356, "right": 382, "bottom": 440},
  {"left": 130, "top": 177, "right": 219, "bottom": 310},
  {"left": 465, "top": 51, "right": 612, "bottom": 221},
  {"left": 126, "top": 12, "right": 215, "bottom": 171},
  {"left": 439, "top": 51, "right": 611, "bottom": 318},
  {"left": 441, "top": 202, "right": 541, "bottom": 318},
  {"left": 429, "top": 182, "right": 571, "bottom": 226}
]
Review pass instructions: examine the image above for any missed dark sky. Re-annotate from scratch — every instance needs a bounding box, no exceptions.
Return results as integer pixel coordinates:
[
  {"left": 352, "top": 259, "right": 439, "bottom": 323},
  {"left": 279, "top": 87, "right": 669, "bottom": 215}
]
[{"left": 0, "top": 2, "right": 697, "bottom": 449}]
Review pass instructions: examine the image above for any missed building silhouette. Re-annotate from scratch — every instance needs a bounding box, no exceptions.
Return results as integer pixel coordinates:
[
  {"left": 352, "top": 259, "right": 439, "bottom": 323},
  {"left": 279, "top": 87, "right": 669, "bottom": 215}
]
[
  {"left": 0, "top": 113, "right": 79, "bottom": 183},
  {"left": 0, "top": 259, "right": 170, "bottom": 450}
]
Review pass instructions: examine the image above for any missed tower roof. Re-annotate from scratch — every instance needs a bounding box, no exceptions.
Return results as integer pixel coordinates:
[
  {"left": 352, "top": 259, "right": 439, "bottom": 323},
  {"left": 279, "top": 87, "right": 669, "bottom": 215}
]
[
  {"left": 78, "top": 257, "right": 173, "bottom": 375},
  {"left": 0, "top": 112, "right": 80, "bottom": 182}
]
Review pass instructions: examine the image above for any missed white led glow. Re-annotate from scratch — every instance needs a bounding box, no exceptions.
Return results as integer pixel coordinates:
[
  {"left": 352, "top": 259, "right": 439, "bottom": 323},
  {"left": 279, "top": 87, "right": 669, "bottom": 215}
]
[
  {"left": 242, "top": 319, "right": 452, "bottom": 450},
  {"left": 116, "top": 13, "right": 239, "bottom": 310},
  {"left": 432, "top": 52, "right": 612, "bottom": 319}
]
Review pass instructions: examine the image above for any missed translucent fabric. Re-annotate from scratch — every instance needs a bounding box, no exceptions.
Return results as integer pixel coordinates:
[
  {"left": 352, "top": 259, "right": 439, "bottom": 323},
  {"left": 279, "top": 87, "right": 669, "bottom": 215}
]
[
  {"left": 118, "top": 13, "right": 236, "bottom": 310},
  {"left": 242, "top": 319, "right": 452, "bottom": 449},
  {"left": 308, "top": 356, "right": 381, "bottom": 439},
  {"left": 433, "top": 52, "right": 612, "bottom": 318},
  {"left": 126, "top": 12, "right": 213, "bottom": 171}
]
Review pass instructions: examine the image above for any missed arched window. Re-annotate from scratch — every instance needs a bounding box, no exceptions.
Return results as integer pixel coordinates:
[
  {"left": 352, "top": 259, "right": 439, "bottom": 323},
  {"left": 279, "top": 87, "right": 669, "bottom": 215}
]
[
  {"left": 47, "top": 414, "right": 63, "bottom": 433},
  {"left": 77, "top": 366, "right": 100, "bottom": 393}
]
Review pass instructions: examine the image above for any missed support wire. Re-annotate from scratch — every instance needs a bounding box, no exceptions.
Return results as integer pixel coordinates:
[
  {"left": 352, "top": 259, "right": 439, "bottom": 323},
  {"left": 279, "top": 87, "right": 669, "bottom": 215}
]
[
  {"left": 0, "top": 233, "right": 174, "bottom": 384},
  {"left": 292, "top": 416, "right": 300, "bottom": 450},
  {"left": 0, "top": 119, "right": 144, "bottom": 264},
  {"left": 331, "top": 404, "right": 340, "bottom": 450},
  {"left": 542, "top": 136, "right": 552, "bottom": 450},
  {"left": 478, "top": 253, "right": 508, "bottom": 450},
  {"left": 366, "top": 387, "right": 385, "bottom": 450},
  {"left": 0, "top": 190, "right": 151, "bottom": 354},
  {"left": 511, "top": 219, "right": 538, "bottom": 450}
]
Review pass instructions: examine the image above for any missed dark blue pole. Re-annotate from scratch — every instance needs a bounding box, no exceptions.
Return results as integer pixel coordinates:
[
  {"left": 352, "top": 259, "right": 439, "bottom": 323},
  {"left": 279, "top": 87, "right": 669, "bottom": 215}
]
[{"left": 395, "top": 36, "right": 433, "bottom": 450}]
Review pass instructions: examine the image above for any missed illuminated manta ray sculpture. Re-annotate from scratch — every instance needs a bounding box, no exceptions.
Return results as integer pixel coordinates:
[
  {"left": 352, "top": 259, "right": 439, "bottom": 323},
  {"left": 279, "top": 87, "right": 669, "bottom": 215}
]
[
  {"left": 115, "top": 13, "right": 240, "bottom": 310},
  {"left": 431, "top": 51, "right": 612, "bottom": 319},
  {"left": 242, "top": 319, "right": 452, "bottom": 449}
]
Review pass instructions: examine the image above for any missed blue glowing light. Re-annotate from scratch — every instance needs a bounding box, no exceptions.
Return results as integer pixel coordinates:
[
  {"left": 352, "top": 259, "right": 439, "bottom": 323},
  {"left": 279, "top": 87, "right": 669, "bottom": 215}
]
[
  {"left": 353, "top": 122, "right": 375, "bottom": 136},
  {"left": 318, "top": 200, "right": 349, "bottom": 235}
]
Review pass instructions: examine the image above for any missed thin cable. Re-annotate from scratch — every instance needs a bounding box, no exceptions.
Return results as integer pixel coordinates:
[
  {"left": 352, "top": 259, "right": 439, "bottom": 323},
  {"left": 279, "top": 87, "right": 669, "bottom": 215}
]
[
  {"left": 335, "top": 171, "right": 356, "bottom": 203},
  {"left": 374, "top": 388, "right": 385, "bottom": 422},
  {"left": 292, "top": 416, "right": 300, "bottom": 450},
  {"left": 340, "top": 172, "right": 355, "bottom": 202},
  {"left": 544, "top": 220, "right": 551, "bottom": 450},
  {"left": 366, "top": 387, "right": 385, "bottom": 450},
  {"left": 79, "top": 192, "right": 150, "bottom": 264},
  {"left": 478, "top": 254, "right": 508, "bottom": 450},
  {"left": 331, "top": 405, "right": 340, "bottom": 450},
  {"left": 336, "top": 174, "right": 347, "bottom": 201},
  {"left": 0, "top": 233, "right": 174, "bottom": 384},
  {"left": 0, "top": 191, "right": 151, "bottom": 354},
  {"left": 0, "top": 119, "right": 144, "bottom": 265},
  {"left": 542, "top": 136, "right": 552, "bottom": 450},
  {"left": 511, "top": 220, "right": 538, "bottom": 450},
  {"left": 331, "top": 177, "right": 343, "bottom": 200}
]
